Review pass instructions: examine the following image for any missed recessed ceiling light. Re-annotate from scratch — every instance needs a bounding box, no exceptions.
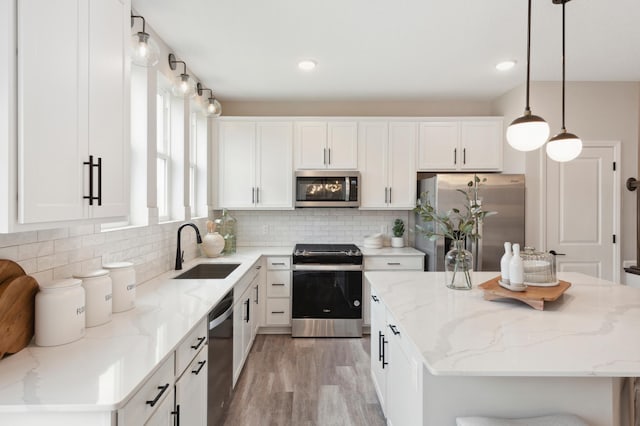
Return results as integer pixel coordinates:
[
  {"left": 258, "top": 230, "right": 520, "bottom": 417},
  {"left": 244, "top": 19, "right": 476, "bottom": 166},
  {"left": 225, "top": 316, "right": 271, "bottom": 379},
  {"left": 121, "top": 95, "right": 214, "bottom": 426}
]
[
  {"left": 298, "top": 60, "right": 317, "bottom": 71},
  {"left": 496, "top": 60, "right": 517, "bottom": 71}
]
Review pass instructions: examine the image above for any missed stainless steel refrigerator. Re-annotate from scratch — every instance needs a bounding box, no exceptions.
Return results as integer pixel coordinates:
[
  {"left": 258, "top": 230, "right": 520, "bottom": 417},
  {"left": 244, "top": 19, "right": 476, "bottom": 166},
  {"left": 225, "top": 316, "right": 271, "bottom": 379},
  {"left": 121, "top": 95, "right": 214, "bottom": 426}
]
[{"left": 415, "top": 173, "right": 525, "bottom": 272}]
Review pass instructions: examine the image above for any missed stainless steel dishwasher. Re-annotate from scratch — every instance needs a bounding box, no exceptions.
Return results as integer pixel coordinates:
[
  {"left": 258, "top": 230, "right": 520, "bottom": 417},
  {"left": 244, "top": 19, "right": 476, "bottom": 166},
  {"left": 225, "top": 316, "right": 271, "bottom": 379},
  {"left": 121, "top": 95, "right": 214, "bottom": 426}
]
[{"left": 208, "top": 289, "right": 233, "bottom": 425}]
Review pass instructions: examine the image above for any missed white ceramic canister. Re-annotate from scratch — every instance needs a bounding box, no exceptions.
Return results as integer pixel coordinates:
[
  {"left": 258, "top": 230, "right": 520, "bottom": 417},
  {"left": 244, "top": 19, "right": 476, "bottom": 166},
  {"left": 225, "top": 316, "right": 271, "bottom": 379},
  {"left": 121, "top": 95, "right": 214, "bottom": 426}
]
[
  {"left": 35, "top": 278, "right": 86, "bottom": 346},
  {"left": 102, "top": 262, "right": 136, "bottom": 313},
  {"left": 73, "top": 269, "right": 112, "bottom": 327}
]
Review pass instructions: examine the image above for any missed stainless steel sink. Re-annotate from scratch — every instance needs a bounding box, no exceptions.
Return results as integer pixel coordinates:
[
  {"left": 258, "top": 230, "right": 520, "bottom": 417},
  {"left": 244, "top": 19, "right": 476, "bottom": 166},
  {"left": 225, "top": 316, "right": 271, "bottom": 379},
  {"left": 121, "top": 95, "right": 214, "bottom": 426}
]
[{"left": 174, "top": 263, "right": 240, "bottom": 279}]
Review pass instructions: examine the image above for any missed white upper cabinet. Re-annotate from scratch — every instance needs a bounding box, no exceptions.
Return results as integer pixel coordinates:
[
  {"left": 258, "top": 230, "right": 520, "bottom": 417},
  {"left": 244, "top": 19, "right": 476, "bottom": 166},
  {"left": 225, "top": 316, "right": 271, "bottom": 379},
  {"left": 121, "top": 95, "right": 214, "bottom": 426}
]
[
  {"left": 359, "top": 121, "right": 416, "bottom": 210},
  {"left": 418, "top": 118, "right": 503, "bottom": 172},
  {"left": 218, "top": 120, "right": 293, "bottom": 210},
  {"left": 13, "top": 0, "right": 129, "bottom": 227},
  {"left": 294, "top": 121, "right": 357, "bottom": 169}
]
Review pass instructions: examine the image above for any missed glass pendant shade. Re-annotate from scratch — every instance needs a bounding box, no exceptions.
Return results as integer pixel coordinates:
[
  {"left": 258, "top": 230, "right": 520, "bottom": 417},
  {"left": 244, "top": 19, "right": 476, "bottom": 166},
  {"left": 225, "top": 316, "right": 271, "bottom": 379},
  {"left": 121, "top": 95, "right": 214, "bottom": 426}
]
[
  {"left": 546, "top": 130, "right": 582, "bottom": 162},
  {"left": 131, "top": 32, "right": 159, "bottom": 67},
  {"left": 206, "top": 98, "right": 222, "bottom": 117},
  {"left": 172, "top": 74, "right": 196, "bottom": 98},
  {"left": 506, "top": 113, "right": 550, "bottom": 151}
]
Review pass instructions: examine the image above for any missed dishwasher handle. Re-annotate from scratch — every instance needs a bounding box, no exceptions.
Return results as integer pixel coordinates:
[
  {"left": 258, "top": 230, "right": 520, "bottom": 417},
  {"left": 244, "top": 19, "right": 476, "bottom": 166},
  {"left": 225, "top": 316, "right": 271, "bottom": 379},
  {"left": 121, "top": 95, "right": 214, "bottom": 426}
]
[{"left": 209, "top": 304, "right": 233, "bottom": 330}]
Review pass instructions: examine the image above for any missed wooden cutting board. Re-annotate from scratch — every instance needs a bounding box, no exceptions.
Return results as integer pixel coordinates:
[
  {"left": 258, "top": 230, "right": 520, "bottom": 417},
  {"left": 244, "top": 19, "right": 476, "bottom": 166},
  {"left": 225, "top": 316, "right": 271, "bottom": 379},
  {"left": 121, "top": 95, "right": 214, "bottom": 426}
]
[
  {"left": 0, "top": 260, "right": 38, "bottom": 358},
  {"left": 478, "top": 276, "right": 571, "bottom": 311}
]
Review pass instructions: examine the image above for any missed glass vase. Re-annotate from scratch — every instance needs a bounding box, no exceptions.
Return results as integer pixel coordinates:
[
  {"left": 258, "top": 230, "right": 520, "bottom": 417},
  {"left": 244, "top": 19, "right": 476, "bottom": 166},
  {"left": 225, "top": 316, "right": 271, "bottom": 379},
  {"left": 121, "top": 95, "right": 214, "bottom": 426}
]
[
  {"left": 214, "top": 209, "right": 237, "bottom": 254},
  {"left": 444, "top": 239, "right": 473, "bottom": 290}
]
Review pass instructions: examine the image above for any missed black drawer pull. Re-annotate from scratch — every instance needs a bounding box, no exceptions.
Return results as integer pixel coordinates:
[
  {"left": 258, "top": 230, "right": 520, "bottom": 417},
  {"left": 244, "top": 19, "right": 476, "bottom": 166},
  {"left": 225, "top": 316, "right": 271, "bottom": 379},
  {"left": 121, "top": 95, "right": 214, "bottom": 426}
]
[
  {"left": 387, "top": 262, "right": 401, "bottom": 266},
  {"left": 371, "top": 295, "right": 379, "bottom": 302},
  {"left": 146, "top": 383, "right": 169, "bottom": 407},
  {"left": 271, "top": 311, "right": 285, "bottom": 314},
  {"left": 272, "top": 283, "right": 286, "bottom": 286},
  {"left": 389, "top": 324, "right": 400, "bottom": 336},
  {"left": 271, "top": 262, "right": 286, "bottom": 266},
  {"left": 190, "top": 336, "right": 206, "bottom": 350},
  {"left": 191, "top": 360, "right": 207, "bottom": 375}
]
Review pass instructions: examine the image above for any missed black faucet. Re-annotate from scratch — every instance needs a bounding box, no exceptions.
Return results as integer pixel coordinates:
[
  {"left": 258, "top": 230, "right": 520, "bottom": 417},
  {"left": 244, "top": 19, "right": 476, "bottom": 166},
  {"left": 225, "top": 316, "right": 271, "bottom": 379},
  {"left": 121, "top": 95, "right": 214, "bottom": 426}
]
[{"left": 175, "top": 223, "right": 203, "bottom": 270}]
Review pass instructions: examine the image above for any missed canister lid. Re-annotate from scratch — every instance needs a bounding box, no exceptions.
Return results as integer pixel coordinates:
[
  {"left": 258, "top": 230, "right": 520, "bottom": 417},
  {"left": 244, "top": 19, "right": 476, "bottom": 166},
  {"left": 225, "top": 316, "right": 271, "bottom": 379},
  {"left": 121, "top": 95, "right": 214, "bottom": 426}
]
[
  {"left": 73, "top": 269, "right": 109, "bottom": 279},
  {"left": 39, "top": 278, "right": 82, "bottom": 290},
  {"left": 102, "top": 261, "right": 134, "bottom": 270}
]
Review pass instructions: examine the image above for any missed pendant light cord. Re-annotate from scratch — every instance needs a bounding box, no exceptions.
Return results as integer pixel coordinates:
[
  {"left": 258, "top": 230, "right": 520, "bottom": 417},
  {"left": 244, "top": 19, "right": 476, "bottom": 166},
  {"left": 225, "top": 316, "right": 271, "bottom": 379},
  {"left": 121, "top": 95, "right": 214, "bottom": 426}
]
[
  {"left": 561, "top": 1, "right": 566, "bottom": 130},
  {"left": 525, "top": 0, "right": 532, "bottom": 112}
]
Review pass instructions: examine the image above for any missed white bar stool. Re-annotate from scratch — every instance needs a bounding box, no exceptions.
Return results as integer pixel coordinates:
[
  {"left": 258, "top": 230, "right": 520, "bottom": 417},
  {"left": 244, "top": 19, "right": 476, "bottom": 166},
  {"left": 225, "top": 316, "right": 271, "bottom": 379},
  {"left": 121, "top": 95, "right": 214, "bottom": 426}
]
[{"left": 456, "top": 414, "right": 588, "bottom": 426}]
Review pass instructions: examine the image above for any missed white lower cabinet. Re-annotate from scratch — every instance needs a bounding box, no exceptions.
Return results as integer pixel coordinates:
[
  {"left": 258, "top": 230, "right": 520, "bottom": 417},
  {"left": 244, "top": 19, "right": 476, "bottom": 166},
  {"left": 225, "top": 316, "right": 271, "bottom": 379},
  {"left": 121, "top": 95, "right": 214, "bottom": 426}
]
[
  {"left": 369, "top": 283, "right": 423, "bottom": 426},
  {"left": 144, "top": 387, "right": 176, "bottom": 426},
  {"left": 175, "top": 347, "right": 208, "bottom": 426},
  {"left": 232, "top": 262, "right": 262, "bottom": 386},
  {"left": 264, "top": 257, "right": 291, "bottom": 327}
]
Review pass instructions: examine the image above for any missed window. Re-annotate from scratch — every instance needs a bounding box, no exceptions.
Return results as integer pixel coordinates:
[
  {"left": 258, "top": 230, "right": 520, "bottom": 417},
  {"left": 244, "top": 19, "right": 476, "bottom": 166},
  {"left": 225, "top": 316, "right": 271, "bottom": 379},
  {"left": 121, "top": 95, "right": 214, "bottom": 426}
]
[
  {"left": 189, "top": 112, "right": 197, "bottom": 216},
  {"left": 157, "top": 76, "right": 172, "bottom": 222}
]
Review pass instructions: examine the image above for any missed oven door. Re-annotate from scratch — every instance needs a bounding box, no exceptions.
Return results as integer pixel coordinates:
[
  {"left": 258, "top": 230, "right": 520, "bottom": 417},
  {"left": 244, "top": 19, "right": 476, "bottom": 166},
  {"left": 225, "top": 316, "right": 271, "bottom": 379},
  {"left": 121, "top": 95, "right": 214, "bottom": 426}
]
[{"left": 292, "top": 269, "right": 362, "bottom": 319}]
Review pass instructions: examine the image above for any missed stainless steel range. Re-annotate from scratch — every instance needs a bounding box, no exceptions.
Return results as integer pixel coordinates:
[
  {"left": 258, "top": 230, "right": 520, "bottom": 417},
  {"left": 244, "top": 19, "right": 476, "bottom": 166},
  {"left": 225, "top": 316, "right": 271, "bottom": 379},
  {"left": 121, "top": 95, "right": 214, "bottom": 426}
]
[{"left": 292, "top": 243, "right": 363, "bottom": 337}]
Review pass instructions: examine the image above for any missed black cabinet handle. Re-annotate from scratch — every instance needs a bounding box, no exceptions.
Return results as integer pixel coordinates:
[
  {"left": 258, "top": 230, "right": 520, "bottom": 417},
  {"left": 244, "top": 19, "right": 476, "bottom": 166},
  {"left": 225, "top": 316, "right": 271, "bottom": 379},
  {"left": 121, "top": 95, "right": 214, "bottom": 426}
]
[
  {"left": 328, "top": 148, "right": 331, "bottom": 165},
  {"left": 272, "top": 283, "right": 286, "bottom": 286},
  {"left": 254, "top": 285, "right": 259, "bottom": 304},
  {"left": 191, "top": 360, "right": 207, "bottom": 375},
  {"left": 378, "top": 331, "right": 383, "bottom": 362},
  {"left": 388, "top": 188, "right": 392, "bottom": 204},
  {"left": 97, "top": 157, "right": 102, "bottom": 206},
  {"left": 549, "top": 250, "right": 566, "bottom": 256},
  {"left": 245, "top": 299, "right": 250, "bottom": 322},
  {"left": 146, "top": 383, "right": 170, "bottom": 407},
  {"left": 271, "top": 310, "right": 285, "bottom": 314},
  {"left": 382, "top": 336, "right": 389, "bottom": 368},
  {"left": 271, "top": 262, "right": 286, "bottom": 266},
  {"left": 463, "top": 148, "right": 466, "bottom": 165},
  {"left": 190, "top": 336, "right": 206, "bottom": 350},
  {"left": 387, "top": 262, "right": 401, "bottom": 266},
  {"left": 371, "top": 295, "right": 379, "bottom": 302},
  {"left": 454, "top": 148, "right": 457, "bottom": 165},
  {"left": 389, "top": 324, "right": 400, "bottom": 336},
  {"left": 171, "top": 404, "right": 180, "bottom": 426}
]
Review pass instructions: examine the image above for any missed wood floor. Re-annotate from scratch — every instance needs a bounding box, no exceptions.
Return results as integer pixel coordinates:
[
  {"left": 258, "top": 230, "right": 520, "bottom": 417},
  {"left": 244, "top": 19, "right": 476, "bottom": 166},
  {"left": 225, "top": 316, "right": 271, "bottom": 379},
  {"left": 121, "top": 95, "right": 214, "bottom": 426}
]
[{"left": 223, "top": 334, "right": 386, "bottom": 426}]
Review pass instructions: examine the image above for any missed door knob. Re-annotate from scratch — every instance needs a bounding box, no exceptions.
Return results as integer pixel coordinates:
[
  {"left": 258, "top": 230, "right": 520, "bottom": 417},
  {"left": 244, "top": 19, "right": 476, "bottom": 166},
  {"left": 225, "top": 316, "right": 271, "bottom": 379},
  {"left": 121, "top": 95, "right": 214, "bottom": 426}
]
[{"left": 549, "top": 250, "right": 566, "bottom": 256}]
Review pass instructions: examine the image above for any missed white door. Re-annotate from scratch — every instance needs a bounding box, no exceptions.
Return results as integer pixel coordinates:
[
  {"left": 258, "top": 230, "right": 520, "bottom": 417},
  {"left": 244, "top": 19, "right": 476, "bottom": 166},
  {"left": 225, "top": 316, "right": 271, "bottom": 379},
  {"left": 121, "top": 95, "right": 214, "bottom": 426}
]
[
  {"left": 460, "top": 120, "right": 503, "bottom": 171},
  {"left": 88, "top": 0, "right": 129, "bottom": 218},
  {"left": 358, "top": 121, "right": 389, "bottom": 209},
  {"left": 256, "top": 122, "right": 293, "bottom": 209},
  {"left": 327, "top": 121, "right": 358, "bottom": 169},
  {"left": 18, "top": 0, "right": 87, "bottom": 224},
  {"left": 546, "top": 143, "right": 619, "bottom": 281},
  {"left": 175, "top": 350, "right": 207, "bottom": 426},
  {"left": 388, "top": 122, "right": 418, "bottom": 209},
  {"left": 294, "top": 121, "right": 327, "bottom": 169},
  {"left": 417, "top": 122, "right": 459, "bottom": 171},
  {"left": 218, "top": 122, "right": 256, "bottom": 208}
]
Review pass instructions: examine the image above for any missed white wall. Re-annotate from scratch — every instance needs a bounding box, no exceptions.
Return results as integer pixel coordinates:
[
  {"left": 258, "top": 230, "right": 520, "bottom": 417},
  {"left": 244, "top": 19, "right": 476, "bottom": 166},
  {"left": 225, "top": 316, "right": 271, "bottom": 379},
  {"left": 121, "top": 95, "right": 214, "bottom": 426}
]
[{"left": 492, "top": 81, "right": 640, "bottom": 276}]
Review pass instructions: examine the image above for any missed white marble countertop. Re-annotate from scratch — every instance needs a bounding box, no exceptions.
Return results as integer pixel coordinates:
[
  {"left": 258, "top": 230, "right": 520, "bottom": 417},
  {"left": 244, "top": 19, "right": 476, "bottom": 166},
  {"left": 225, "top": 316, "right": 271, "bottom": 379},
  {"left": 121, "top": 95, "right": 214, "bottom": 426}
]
[
  {"left": 358, "top": 246, "right": 424, "bottom": 256},
  {"left": 366, "top": 271, "right": 640, "bottom": 377},
  {"left": 0, "top": 247, "right": 290, "bottom": 413}
]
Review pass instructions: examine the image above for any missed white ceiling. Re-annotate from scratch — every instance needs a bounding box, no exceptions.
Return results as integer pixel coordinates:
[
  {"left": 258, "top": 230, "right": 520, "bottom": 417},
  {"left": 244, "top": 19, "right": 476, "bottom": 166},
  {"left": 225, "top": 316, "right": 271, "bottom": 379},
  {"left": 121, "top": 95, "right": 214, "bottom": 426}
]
[{"left": 132, "top": 0, "right": 640, "bottom": 102}]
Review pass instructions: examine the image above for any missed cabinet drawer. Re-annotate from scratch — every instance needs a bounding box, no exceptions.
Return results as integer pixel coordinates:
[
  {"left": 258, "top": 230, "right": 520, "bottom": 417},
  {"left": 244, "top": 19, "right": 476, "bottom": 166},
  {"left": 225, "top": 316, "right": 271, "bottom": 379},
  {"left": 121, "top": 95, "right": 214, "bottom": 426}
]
[
  {"left": 266, "top": 257, "right": 290, "bottom": 270},
  {"left": 266, "top": 270, "right": 291, "bottom": 297},
  {"left": 365, "top": 256, "right": 424, "bottom": 271},
  {"left": 265, "top": 299, "right": 290, "bottom": 326},
  {"left": 175, "top": 319, "right": 207, "bottom": 377},
  {"left": 118, "top": 352, "right": 175, "bottom": 425}
]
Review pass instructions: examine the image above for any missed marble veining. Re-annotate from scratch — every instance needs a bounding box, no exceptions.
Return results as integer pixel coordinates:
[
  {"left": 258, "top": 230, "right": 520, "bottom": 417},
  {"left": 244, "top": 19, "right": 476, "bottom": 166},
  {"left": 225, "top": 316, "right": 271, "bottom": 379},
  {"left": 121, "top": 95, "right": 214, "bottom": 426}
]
[{"left": 366, "top": 271, "right": 640, "bottom": 377}]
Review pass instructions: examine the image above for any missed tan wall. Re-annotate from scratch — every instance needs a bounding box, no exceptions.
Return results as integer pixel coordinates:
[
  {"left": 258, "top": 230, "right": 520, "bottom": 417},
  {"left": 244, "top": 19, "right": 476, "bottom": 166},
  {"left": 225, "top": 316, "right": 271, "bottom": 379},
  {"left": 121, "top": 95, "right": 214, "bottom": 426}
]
[
  {"left": 221, "top": 100, "right": 493, "bottom": 117},
  {"left": 492, "top": 81, "right": 640, "bottom": 278}
]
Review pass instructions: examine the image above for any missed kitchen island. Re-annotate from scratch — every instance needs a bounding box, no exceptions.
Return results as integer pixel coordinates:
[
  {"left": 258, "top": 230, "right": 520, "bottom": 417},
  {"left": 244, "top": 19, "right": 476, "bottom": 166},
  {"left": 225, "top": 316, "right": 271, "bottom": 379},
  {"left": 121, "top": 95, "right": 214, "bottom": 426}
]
[{"left": 366, "top": 271, "right": 640, "bottom": 426}]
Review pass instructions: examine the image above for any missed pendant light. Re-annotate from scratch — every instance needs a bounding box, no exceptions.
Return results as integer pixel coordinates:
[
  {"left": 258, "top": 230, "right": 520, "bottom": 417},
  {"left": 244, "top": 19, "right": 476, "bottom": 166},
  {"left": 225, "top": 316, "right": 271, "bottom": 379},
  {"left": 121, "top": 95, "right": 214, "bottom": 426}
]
[
  {"left": 506, "top": 0, "right": 550, "bottom": 152},
  {"left": 130, "top": 14, "right": 159, "bottom": 67},
  {"left": 196, "top": 83, "right": 223, "bottom": 117},
  {"left": 546, "top": 0, "right": 583, "bottom": 162},
  {"left": 168, "top": 54, "right": 196, "bottom": 98}
]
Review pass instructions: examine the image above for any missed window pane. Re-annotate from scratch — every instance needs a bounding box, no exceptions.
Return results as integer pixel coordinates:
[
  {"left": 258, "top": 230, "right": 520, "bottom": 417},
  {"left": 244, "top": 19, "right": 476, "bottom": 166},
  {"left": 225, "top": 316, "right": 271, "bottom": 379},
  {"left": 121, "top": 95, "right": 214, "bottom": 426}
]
[
  {"left": 156, "top": 93, "right": 164, "bottom": 153},
  {"left": 190, "top": 165, "right": 196, "bottom": 215},
  {"left": 157, "top": 158, "right": 167, "bottom": 218}
]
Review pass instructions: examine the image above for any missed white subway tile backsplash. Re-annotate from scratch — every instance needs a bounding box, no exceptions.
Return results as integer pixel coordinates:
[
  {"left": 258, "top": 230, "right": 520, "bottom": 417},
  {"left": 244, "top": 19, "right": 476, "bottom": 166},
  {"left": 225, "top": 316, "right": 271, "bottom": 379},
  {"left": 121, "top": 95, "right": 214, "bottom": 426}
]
[
  {"left": 18, "top": 241, "right": 54, "bottom": 260},
  {"left": 0, "top": 231, "right": 37, "bottom": 248},
  {"left": 37, "top": 228, "right": 69, "bottom": 241},
  {"left": 0, "top": 246, "right": 19, "bottom": 261}
]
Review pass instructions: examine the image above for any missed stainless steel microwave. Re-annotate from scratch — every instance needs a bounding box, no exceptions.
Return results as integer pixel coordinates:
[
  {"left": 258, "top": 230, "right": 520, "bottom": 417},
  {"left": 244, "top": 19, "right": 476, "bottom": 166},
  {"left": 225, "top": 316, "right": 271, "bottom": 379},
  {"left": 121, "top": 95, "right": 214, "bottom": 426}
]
[{"left": 295, "top": 171, "right": 360, "bottom": 208}]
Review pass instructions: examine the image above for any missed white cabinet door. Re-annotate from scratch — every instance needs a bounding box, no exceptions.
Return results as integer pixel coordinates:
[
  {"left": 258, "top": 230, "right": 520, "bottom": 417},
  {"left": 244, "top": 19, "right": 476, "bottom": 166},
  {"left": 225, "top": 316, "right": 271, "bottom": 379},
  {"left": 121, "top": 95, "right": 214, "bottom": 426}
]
[
  {"left": 388, "top": 122, "right": 417, "bottom": 209},
  {"left": 256, "top": 122, "right": 293, "bottom": 209},
  {"left": 369, "top": 286, "right": 388, "bottom": 415},
  {"left": 294, "top": 121, "right": 327, "bottom": 169},
  {"left": 144, "top": 387, "right": 175, "bottom": 426},
  {"left": 460, "top": 120, "right": 503, "bottom": 171},
  {"left": 386, "top": 313, "right": 422, "bottom": 426},
  {"left": 175, "top": 348, "right": 208, "bottom": 426},
  {"left": 17, "top": 0, "right": 87, "bottom": 224},
  {"left": 219, "top": 122, "right": 256, "bottom": 208},
  {"left": 417, "top": 122, "right": 459, "bottom": 171},
  {"left": 358, "top": 122, "right": 388, "bottom": 209},
  {"left": 327, "top": 121, "right": 358, "bottom": 169},
  {"left": 250, "top": 275, "right": 261, "bottom": 339},
  {"left": 88, "top": 0, "right": 129, "bottom": 218},
  {"left": 232, "top": 295, "right": 245, "bottom": 386}
]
